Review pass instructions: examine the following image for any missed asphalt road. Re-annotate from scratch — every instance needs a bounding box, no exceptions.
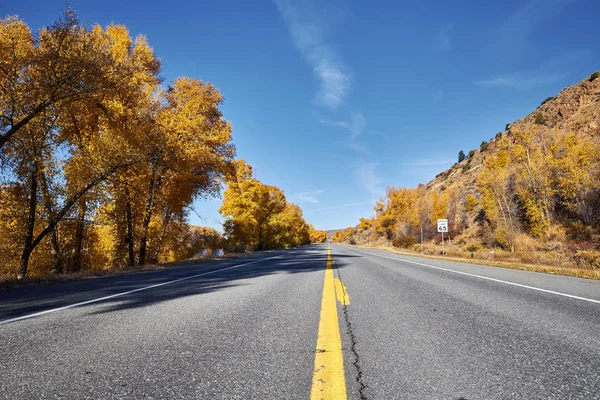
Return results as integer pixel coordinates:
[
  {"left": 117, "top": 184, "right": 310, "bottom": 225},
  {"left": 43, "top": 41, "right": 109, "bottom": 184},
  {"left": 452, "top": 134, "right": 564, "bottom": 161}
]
[{"left": 1, "top": 244, "right": 599, "bottom": 399}]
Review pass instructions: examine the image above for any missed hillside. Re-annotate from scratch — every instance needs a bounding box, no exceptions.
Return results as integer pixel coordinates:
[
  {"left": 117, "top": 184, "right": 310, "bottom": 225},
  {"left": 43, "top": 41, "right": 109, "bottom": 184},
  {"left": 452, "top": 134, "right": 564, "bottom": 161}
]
[
  {"left": 428, "top": 71, "right": 600, "bottom": 192},
  {"left": 339, "top": 71, "right": 600, "bottom": 276}
]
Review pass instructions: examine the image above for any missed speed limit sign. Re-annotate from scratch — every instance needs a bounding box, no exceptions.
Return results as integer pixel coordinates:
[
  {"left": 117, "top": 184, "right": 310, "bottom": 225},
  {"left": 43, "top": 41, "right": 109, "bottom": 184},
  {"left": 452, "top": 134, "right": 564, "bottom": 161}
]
[{"left": 437, "top": 219, "right": 448, "bottom": 233}]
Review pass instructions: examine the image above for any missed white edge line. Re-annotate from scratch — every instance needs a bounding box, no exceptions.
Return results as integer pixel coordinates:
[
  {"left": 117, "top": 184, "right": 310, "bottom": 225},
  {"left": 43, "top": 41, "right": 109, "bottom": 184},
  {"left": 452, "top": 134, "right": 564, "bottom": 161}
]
[
  {"left": 0, "top": 255, "right": 283, "bottom": 326},
  {"left": 342, "top": 245, "right": 600, "bottom": 305}
]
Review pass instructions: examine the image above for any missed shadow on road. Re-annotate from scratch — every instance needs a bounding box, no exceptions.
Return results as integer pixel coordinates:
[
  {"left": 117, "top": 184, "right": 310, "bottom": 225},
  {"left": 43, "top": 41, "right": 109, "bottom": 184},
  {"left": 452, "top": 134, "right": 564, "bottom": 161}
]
[{"left": 0, "top": 245, "right": 360, "bottom": 322}]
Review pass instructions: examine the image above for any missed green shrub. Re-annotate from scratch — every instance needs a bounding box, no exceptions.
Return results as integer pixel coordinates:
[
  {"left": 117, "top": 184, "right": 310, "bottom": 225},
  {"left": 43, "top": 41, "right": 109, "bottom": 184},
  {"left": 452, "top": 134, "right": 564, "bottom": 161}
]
[
  {"left": 589, "top": 71, "right": 599, "bottom": 82},
  {"left": 495, "top": 132, "right": 502, "bottom": 140},
  {"left": 480, "top": 141, "right": 489, "bottom": 152},
  {"left": 541, "top": 96, "right": 554, "bottom": 105},
  {"left": 535, "top": 113, "right": 545, "bottom": 125},
  {"left": 468, "top": 150, "right": 475, "bottom": 158},
  {"left": 505, "top": 123, "right": 511, "bottom": 131}
]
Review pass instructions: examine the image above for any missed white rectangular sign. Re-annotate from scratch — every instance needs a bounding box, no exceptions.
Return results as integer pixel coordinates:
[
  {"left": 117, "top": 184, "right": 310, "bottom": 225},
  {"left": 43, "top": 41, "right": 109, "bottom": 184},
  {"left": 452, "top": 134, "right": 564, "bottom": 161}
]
[{"left": 437, "top": 219, "right": 448, "bottom": 233}]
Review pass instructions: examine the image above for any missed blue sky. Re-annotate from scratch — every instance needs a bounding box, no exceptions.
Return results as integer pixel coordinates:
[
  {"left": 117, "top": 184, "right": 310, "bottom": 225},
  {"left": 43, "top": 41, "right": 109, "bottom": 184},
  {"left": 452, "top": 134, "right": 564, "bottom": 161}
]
[{"left": 6, "top": 0, "right": 600, "bottom": 230}]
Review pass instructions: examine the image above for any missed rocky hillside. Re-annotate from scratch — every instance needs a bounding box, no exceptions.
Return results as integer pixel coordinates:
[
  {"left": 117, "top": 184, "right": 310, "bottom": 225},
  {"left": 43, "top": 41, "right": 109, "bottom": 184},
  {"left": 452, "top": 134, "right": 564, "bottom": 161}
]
[
  {"left": 428, "top": 71, "right": 600, "bottom": 193},
  {"left": 340, "top": 71, "right": 600, "bottom": 275}
]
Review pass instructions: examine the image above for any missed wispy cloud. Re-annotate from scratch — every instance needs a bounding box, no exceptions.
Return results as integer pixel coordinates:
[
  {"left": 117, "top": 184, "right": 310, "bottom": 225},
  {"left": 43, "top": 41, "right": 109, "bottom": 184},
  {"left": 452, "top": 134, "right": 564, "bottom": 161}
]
[
  {"left": 320, "top": 112, "right": 366, "bottom": 138},
  {"left": 311, "top": 200, "right": 374, "bottom": 212},
  {"left": 365, "top": 129, "right": 387, "bottom": 138},
  {"left": 356, "top": 162, "right": 384, "bottom": 198},
  {"left": 476, "top": 72, "right": 566, "bottom": 89},
  {"left": 345, "top": 141, "right": 371, "bottom": 157},
  {"left": 275, "top": 0, "right": 350, "bottom": 108},
  {"left": 435, "top": 23, "right": 454, "bottom": 50},
  {"left": 398, "top": 160, "right": 454, "bottom": 167},
  {"left": 290, "top": 189, "right": 325, "bottom": 204},
  {"left": 476, "top": 49, "right": 588, "bottom": 90}
]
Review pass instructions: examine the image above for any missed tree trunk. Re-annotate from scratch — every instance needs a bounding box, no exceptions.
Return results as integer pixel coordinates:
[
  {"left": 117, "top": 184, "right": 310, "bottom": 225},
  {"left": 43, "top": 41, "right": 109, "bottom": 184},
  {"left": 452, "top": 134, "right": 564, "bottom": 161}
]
[
  {"left": 138, "top": 166, "right": 160, "bottom": 265},
  {"left": 22, "top": 161, "right": 137, "bottom": 272},
  {"left": 124, "top": 186, "right": 135, "bottom": 267},
  {"left": 72, "top": 198, "right": 87, "bottom": 272},
  {"left": 257, "top": 225, "right": 264, "bottom": 251},
  {"left": 39, "top": 168, "right": 63, "bottom": 273},
  {"left": 18, "top": 167, "right": 39, "bottom": 280},
  {"left": 152, "top": 209, "right": 172, "bottom": 264}
]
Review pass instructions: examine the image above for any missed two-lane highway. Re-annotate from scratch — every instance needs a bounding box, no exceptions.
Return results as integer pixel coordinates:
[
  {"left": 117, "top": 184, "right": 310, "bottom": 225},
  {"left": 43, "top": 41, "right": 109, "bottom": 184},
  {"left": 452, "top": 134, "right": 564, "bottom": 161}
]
[{"left": 1, "top": 244, "right": 599, "bottom": 399}]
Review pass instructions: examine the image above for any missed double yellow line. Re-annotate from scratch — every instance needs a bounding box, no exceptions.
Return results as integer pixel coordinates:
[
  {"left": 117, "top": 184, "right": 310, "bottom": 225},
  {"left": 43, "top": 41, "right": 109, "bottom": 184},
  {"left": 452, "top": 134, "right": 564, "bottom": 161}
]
[{"left": 310, "top": 245, "right": 349, "bottom": 400}]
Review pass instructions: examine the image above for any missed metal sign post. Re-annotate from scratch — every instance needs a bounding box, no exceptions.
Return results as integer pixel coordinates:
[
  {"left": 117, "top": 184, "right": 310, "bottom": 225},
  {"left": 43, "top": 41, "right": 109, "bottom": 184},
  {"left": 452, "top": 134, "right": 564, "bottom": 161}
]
[
  {"left": 442, "top": 231, "right": 444, "bottom": 256},
  {"left": 437, "top": 219, "right": 448, "bottom": 256}
]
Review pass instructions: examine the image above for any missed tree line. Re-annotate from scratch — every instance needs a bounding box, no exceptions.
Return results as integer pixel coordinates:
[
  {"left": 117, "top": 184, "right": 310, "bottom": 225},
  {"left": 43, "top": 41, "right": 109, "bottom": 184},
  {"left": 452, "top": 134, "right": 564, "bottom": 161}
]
[
  {"left": 0, "top": 11, "right": 323, "bottom": 280},
  {"left": 219, "top": 160, "right": 327, "bottom": 251},
  {"left": 336, "top": 126, "right": 600, "bottom": 267}
]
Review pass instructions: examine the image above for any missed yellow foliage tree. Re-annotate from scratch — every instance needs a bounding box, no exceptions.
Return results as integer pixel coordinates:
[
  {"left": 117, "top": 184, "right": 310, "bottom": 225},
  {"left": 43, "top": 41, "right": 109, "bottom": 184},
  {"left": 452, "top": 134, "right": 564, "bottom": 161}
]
[
  {"left": 477, "top": 136, "right": 519, "bottom": 251},
  {"left": 220, "top": 160, "right": 310, "bottom": 251},
  {"left": 308, "top": 225, "right": 328, "bottom": 243}
]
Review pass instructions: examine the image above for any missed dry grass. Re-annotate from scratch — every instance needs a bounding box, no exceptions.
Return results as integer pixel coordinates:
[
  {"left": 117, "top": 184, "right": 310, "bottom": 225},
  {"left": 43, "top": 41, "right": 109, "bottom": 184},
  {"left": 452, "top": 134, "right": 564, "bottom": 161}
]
[
  {"left": 354, "top": 244, "right": 600, "bottom": 280},
  {"left": 0, "top": 252, "right": 254, "bottom": 291}
]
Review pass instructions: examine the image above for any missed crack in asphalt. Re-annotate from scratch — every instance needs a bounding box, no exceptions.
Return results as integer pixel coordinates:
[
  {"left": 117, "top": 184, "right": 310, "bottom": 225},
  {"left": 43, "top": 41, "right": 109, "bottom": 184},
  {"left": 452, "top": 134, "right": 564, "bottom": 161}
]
[{"left": 336, "top": 267, "right": 368, "bottom": 400}]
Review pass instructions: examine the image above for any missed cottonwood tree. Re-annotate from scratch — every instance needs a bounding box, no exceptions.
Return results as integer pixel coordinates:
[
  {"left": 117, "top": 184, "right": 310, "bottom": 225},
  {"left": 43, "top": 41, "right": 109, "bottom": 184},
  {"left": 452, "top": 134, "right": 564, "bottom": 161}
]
[{"left": 477, "top": 136, "right": 519, "bottom": 251}]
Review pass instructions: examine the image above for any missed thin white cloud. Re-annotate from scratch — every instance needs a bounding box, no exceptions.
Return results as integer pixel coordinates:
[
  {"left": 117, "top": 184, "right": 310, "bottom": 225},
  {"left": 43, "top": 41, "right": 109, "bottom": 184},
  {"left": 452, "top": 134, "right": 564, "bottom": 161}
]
[
  {"left": 345, "top": 141, "right": 371, "bottom": 157},
  {"left": 319, "top": 118, "right": 349, "bottom": 129},
  {"left": 475, "top": 73, "right": 566, "bottom": 89},
  {"left": 275, "top": 0, "right": 350, "bottom": 108},
  {"left": 290, "top": 189, "right": 325, "bottom": 204},
  {"left": 398, "top": 160, "right": 454, "bottom": 167},
  {"left": 311, "top": 200, "right": 374, "bottom": 212},
  {"left": 365, "top": 129, "right": 388, "bottom": 138},
  {"left": 349, "top": 113, "right": 366, "bottom": 139},
  {"left": 476, "top": 49, "right": 588, "bottom": 90},
  {"left": 319, "top": 112, "right": 368, "bottom": 139},
  {"left": 356, "top": 162, "right": 384, "bottom": 198},
  {"left": 435, "top": 23, "right": 454, "bottom": 50}
]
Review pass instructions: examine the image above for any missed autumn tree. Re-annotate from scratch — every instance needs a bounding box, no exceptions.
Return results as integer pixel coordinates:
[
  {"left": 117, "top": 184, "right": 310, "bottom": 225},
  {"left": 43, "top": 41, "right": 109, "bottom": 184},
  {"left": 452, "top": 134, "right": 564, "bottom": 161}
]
[
  {"left": 220, "top": 160, "right": 286, "bottom": 250},
  {"left": 0, "top": 12, "right": 236, "bottom": 279},
  {"left": 477, "top": 136, "right": 519, "bottom": 250},
  {"left": 266, "top": 203, "right": 310, "bottom": 248},
  {"left": 510, "top": 128, "right": 556, "bottom": 238},
  {"left": 0, "top": 11, "right": 112, "bottom": 150},
  {"left": 308, "top": 225, "right": 328, "bottom": 243},
  {"left": 358, "top": 217, "right": 372, "bottom": 231}
]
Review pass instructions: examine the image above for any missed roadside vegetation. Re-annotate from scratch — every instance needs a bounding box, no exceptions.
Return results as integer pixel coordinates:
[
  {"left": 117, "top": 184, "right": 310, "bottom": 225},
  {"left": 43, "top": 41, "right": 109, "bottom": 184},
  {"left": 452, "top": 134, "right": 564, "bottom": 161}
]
[
  {"left": 334, "top": 72, "right": 600, "bottom": 279},
  {"left": 0, "top": 11, "right": 322, "bottom": 283},
  {"left": 219, "top": 160, "right": 327, "bottom": 251}
]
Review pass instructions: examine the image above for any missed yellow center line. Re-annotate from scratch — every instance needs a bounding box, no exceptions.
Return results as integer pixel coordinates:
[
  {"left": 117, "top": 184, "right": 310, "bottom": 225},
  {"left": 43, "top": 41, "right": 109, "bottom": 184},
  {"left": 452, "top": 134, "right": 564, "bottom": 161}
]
[
  {"left": 310, "top": 245, "right": 347, "bottom": 400},
  {"left": 334, "top": 278, "right": 350, "bottom": 306}
]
